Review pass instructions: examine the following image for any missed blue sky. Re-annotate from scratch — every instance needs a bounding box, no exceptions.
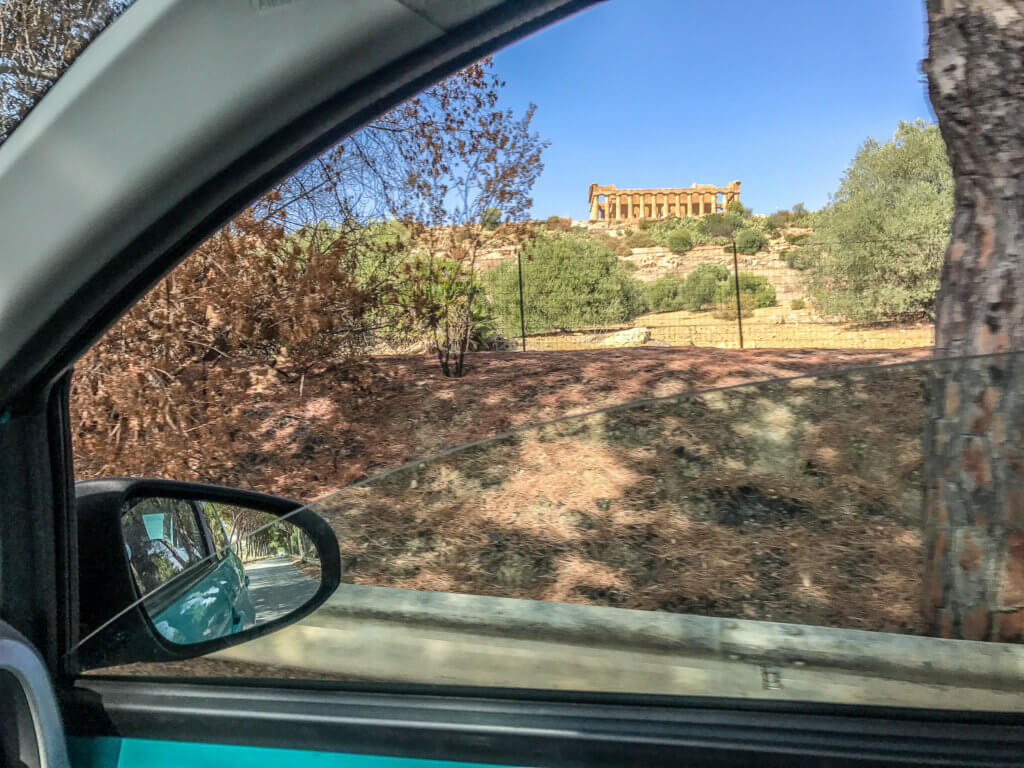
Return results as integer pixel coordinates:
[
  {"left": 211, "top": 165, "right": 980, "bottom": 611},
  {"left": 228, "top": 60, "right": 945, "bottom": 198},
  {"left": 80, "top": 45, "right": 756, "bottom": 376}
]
[{"left": 492, "top": 0, "right": 934, "bottom": 220}]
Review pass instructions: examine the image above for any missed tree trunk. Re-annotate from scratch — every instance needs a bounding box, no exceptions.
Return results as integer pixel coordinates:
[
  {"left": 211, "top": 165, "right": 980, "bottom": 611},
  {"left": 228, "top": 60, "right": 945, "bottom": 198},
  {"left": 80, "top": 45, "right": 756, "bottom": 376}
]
[{"left": 922, "top": 0, "right": 1024, "bottom": 640}]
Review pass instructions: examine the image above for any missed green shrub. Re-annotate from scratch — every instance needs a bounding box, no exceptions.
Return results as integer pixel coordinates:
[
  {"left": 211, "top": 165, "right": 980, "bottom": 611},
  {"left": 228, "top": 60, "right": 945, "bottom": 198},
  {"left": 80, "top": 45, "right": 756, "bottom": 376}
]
[
  {"left": 684, "top": 263, "right": 731, "bottom": 310},
  {"left": 647, "top": 216, "right": 710, "bottom": 249},
  {"left": 643, "top": 275, "right": 688, "bottom": 313},
  {"left": 791, "top": 298, "right": 806, "bottom": 310},
  {"left": 781, "top": 249, "right": 815, "bottom": 270},
  {"left": 784, "top": 232, "right": 810, "bottom": 245},
  {"left": 391, "top": 256, "right": 502, "bottom": 350},
  {"left": 734, "top": 228, "right": 767, "bottom": 254},
  {"left": 642, "top": 263, "right": 729, "bottom": 313},
  {"left": 700, "top": 212, "right": 745, "bottom": 239},
  {"left": 667, "top": 229, "right": 694, "bottom": 255},
  {"left": 726, "top": 200, "right": 750, "bottom": 217},
  {"left": 485, "top": 232, "right": 646, "bottom": 335},
  {"left": 644, "top": 217, "right": 678, "bottom": 243},
  {"left": 712, "top": 292, "right": 755, "bottom": 319},
  {"left": 481, "top": 207, "right": 502, "bottom": 230},
  {"left": 713, "top": 273, "right": 777, "bottom": 308}
]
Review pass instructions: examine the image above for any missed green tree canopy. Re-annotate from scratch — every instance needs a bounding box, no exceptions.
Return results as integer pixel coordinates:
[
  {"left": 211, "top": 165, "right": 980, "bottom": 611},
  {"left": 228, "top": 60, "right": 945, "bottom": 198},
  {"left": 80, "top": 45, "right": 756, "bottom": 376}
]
[
  {"left": 485, "top": 233, "right": 645, "bottom": 335},
  {"left": 802, "top": 119, "right": 953, "bottom": 322}
]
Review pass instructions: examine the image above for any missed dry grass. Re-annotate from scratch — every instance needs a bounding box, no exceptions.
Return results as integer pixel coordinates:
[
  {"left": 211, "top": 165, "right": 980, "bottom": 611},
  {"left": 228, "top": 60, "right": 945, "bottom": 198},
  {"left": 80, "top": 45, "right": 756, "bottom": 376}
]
[
  {"left": 76, "top": 347, "right": 935, "bottom": 638},
  {"left": 315, "top": 361, "right": 930, "bottom": 634}
]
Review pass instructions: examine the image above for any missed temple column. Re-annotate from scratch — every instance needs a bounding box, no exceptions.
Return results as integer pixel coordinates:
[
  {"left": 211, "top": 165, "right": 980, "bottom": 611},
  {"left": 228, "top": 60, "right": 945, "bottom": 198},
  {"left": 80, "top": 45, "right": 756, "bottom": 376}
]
[{"left": 589, "top": 195, "right": 599, "bottom": 220}]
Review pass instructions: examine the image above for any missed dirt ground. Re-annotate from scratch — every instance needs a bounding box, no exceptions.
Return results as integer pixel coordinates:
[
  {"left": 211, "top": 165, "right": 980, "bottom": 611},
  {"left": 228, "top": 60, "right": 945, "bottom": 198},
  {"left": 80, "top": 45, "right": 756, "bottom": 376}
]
[
  {"left": 76, "top": 346, "right": 937, "bottom": 679},
  {"left": 121, "top": 347, "right": 926, "bottom": 503},
  {"left": 314, "top": 351, "right": 930, "bottom": 634}
]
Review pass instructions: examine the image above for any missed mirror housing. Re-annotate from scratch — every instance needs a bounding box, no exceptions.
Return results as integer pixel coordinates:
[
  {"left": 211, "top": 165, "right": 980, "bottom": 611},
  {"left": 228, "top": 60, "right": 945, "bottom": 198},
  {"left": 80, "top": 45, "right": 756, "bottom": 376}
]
[{"left": 73, "top": 478, "right": 340, "bottom": 672}]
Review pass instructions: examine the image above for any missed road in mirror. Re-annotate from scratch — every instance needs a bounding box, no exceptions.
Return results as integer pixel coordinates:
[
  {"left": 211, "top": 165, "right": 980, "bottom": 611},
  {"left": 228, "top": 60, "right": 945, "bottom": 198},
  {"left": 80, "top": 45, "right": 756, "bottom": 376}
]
[{"left": 120, "top": 497, "right": 321, "bottom": 645}]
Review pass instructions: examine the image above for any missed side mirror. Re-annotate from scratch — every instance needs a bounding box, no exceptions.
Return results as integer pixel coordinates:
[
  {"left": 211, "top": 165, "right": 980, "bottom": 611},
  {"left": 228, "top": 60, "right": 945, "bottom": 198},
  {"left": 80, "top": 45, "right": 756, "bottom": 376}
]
[{"left": 73, "top": 479, "right": 340, "bottom": 672}]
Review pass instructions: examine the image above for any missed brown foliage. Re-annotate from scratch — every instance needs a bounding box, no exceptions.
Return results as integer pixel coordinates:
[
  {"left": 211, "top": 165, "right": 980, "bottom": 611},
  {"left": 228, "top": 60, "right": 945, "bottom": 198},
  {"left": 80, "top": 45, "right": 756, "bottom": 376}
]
[
  {"left": 71, "top": 208, "right": 392, "bottom": 483},
  {"left": 72, "top": 56, "right": 547, "bottom": 480}
]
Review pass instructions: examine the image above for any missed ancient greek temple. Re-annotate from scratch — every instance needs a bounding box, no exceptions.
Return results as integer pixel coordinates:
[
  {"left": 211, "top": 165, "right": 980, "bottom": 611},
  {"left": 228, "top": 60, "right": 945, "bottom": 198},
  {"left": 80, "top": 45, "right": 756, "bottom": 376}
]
[{"left": 588, "top": 181, "right": 741, "bottom": 221}]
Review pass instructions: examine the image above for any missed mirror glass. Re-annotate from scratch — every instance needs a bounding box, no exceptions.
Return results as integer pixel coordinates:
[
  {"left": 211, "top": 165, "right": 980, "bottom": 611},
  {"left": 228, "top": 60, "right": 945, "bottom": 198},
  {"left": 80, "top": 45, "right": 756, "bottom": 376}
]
[{"left": 120, "top": 497, "right": 321, "bottom": 645}]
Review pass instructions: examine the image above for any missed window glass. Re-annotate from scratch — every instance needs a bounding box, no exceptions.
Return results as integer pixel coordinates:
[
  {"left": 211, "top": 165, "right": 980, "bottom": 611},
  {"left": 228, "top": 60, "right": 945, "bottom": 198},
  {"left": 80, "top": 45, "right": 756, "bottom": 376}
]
[
  {"left": 122, "top": 498, "right": 208, "bottom": 595},
  {"left": 80, "top": 352, "right": 1024, "bottom": 711},
  {"left": 67, "top": 0, "right": 1023, "bottom": 713}
]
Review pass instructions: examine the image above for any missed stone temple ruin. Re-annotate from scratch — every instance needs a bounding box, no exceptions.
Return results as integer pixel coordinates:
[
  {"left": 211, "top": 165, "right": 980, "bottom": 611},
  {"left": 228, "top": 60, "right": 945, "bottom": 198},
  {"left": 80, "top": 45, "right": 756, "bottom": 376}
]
[{"left": 588, "top": 181, "right": 741, "bottom": 221}]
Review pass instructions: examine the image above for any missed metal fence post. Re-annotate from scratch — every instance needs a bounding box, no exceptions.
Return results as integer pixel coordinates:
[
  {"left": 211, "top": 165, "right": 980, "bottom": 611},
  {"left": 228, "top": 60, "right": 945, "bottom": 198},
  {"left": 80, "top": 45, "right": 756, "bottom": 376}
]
[
  {"left": 517, "top": 248, "right": 527, "bottom": 351},
  {"left": 732, "top": 238, "right": 744, "bottom": 349}
]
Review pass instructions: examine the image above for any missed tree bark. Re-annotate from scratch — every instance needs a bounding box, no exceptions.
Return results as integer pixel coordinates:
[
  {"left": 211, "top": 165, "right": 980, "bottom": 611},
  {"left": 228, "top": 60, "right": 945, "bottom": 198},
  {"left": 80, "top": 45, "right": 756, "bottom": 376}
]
[{"left": 922, "top": 0, "right": 1024, "bottom": 640}]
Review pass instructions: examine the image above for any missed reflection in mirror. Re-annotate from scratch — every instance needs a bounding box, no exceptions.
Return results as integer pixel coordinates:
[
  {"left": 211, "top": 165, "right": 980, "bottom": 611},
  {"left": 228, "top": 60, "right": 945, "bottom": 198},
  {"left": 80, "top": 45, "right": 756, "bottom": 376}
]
[{"left": 120, "top": 498, "right": 321, "bottom": 645}]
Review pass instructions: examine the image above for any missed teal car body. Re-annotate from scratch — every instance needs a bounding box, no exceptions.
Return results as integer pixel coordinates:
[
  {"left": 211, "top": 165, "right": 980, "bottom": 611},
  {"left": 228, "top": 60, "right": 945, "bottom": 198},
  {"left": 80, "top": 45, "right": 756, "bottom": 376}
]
[
  {"left": 122, "top": 498, "right": 256, "bottom": 644},
  {"left": 148, "top": 545, "right": 256, "bottom": 645}
]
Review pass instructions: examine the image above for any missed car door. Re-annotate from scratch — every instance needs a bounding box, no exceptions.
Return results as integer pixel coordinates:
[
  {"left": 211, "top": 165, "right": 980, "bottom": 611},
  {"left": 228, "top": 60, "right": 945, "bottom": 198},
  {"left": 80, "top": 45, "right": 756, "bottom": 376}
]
[{"left": 2, "top": 2, "right": 1024, "bottom": 767}]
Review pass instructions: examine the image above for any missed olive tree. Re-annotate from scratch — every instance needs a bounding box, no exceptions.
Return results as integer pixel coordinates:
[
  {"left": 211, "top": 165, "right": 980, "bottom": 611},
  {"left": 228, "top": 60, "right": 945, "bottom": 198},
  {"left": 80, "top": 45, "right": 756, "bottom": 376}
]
[{"left": 802, "top": 120, "right": 953, "bottom": 322}]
